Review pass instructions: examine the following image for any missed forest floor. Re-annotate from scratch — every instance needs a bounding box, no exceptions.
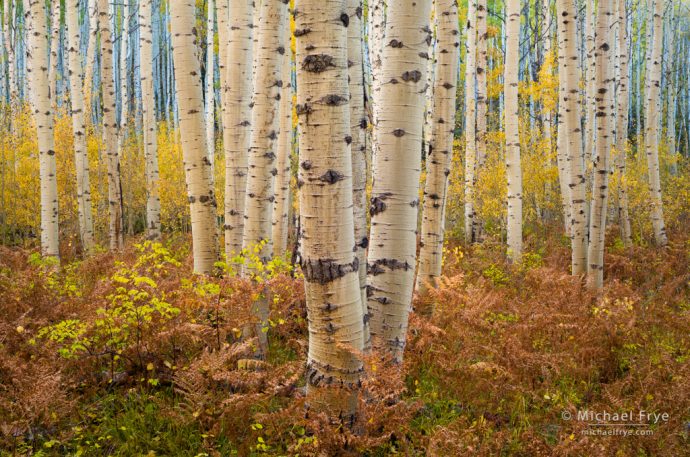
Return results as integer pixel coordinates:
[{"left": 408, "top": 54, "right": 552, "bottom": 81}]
[{"left": 0, "top": 227, "right": 688, "bottom": 456}]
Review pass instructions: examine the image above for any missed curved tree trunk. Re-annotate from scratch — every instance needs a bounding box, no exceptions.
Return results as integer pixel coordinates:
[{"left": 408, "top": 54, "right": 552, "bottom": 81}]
[
  {"left": 644, "top": 0, "right": 668, "bottom": 246},
  {"left": 505, "top": 0, "right": 522, "bottom": 262},
  {"left": 66, "top": 0, "right": 95, "bottom": 253},
  {"left": 587, "top": 0, "right": 614, "bottom": 291},
  {"left": 140, "top": 0, "right": 161, "bottom": 239},
  {"left": 416, "top": 0, "right": 460, "bottom": 298},
  {"left": 271, "top": 32, "right": 292, "bottom": 258},
  {"left": 295, "top": 0, "right": 364, "bottom": 422},
  {"left": 169, "top": 0, "right": 219, "bottom": 274},
  {"left": 26, "top": 0, "right": 59, "bottom": 259},
  {"left": 241, "top": 0, "right": 287, "bottom": 262},
  {"left": 464, "top": 0, "right": 477, "bottom": 244},
  {"left": 615, "top": 0, "right": 632, "bottom": 246},
  {"left": 223, "top": 0, "right": 254, "bottom": 260},
  {"left": 98, "top": 0, "right": 124, "bottom": 250},
  {"left": 367, "top": 0, "right": 432, "bottom": 362},
  {"left": 557, "top": 0, "right": 586, "bottom": 275},
  {"left": 345, "top": 0, "right": 369, "bottom": 342}
]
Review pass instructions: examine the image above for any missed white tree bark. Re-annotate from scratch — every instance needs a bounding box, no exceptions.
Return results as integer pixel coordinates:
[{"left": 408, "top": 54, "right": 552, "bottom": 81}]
[
  {"left": 587, "top": 0, "right": 615, "bottom": 291},
  {"left": 464, "top": 0, "right": 478, "bottom": 243},
  {"left": 271, "top": 20, "right": 292, "bottom": 257},
  {"left": 140, "top": 0, "right": 161, "bottom": 239},
  {"left": 615, "top": 0, "right": 632, "bottom": 246},
  {"left": 205, "top": 0, "right": 215, "bottom": 186},
  {"left": 98, "top": 0, "right": 124, "bottom": 250},
  {"left": 295, "top": 0, "right": 364, "bottom": 421},
  {"left": 26, "top": 0, "right": 59, "bottom": 259},
  {"left": 3, "top": 0, "right": 16, "bottom": 101},
  {"left": 66, "top": 0, "right": 95, "bottom": 253},
  {"left": 48, "top": 0, "right": 60, "bottom": 107},
  {"left": 84, "top": 0, "right": 98, "bottom": 123},
  {"left": 644, "top": 0, "right": 668, "bottom": 246},
  {"left": 345, "top": 0, "right": 369, "bottom": 342},
  {"left": 367, "top": 0, "right": 432, "bottom": 362},
  {"left": 242, "top": 0, "right": 287, "bottom": 263},
  {"left": 557, "top": 0, "right": 586, "bottom": 275},
  {"left": 170, "top": 0, "right": 219, "bottom": 274},
  {"left": 223, "top": 0, "right": 254, "bottom": 260},
  {"left": 416, "top": 0, "right": 460, "bottom": 298},
  {"left": 119, "top": 0, "right": 130, "bottom": 130},
  {"left": 505, "top": 0, "right": 522, "bottom": 262}
]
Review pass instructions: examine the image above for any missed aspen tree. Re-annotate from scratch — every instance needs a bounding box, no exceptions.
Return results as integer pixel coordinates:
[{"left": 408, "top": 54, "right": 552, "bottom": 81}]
[
  {"left": 475, "top": 0, "right": 488, "bottom": 171},
  {"left": 205, "top": 0, "right": 215, "bottom": 182},
  {"left": 367, "top": 0, "right": 432, "bottom": 362},
  {"left": 416, "top": 0, "right": 460, "bottom": 297},
  {"left": 84, "top": 0, "right": 98, "bottom": 122},
  {"left": 26, "top": 0, "right": 59, "bottom": 259},
  {"left": 346, "top": 0, "right": 369, "bottom": 339},
  {"left": 119, "top": 0, "right": 130, "bottom": 131},
  {"left": 4, "top": 0, "right": 16, "bottom": 101},
  {"left": 464, "top": 0, "right": 478, "bottom": 244},
  {"left": 271, "top": 23, "right": 292, "bottom": 257},
  {"left": 223, "top": 0, "right": 254, "bottom": 260},
  {"left": 66, "top": 0, "right": 95, "bottom": 253},
  {"left": 169, "top": 0, "right": 219, "bottom": 274},
  {"left": 505, "top": 0, "right": 522, "bottom": 262},
  {"left": 584, "top": 0, "right": 596, "bottom": 168},
  {"left": 557, "top": 0, "right": 586, "bottom": 275},
  {"left": 241, "top": 0, "right": 287, "bottom": 263},
  {"left": 48, "top": 0, "right": 60, "bottom": 106},
  {"left": 644, "top": 0, "right": 668, "bottom": 246},
  {"left": 368, "top": 0, "right": 385, "bottom": 132},
  {"left": 542, "top": 0, "right": 553, "bottom": 151},
  {"left": 97, "top": 0, "right": 124, "bottom": 250},
  {"left": 140, "top": 0, "right": 161, "bottom": 239},
  {"left": 615, "top": 0, "right": 632, "bottom": 245},
  {"left": 294, "top": 0, "right": 364, "bottom": 421},
  {"left": 587, "top": 0, "right": 615, "bottom": 291}
]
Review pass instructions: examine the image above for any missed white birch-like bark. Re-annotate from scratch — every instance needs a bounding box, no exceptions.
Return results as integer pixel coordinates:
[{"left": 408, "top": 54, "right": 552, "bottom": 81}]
[
  {"left": 464, "top": 0, "right": 478, "bottom": 243},
  {"left": 557, "top": 0, "right": 586, "bottom": 275},
  {"left": 295, "top": 0, "right": 364, "bottom": 421},
  {"left": 223, "top": 0, "right": 254, "bottom": 260},
  {"left": 84, "top": 0, "right": 98, "bottom": 123},
  {"left": 169, "top": 0, "right": 220, "bottom": 274},
  {"left": 615, "top": 0, "right": 632, "bottom": 245},
  {"left": 367, "top": 0, "right": 385, "bottom": 133},
  {"left": 98, "top": 0, "right": 124, "bottom": 250},
  {"left": 205, "top": 0, "right": 215, "bottom": 184},
  {"left": 475, "top": 0, "right": 488, "bottom": 170},
  {"left": 505, "top": 0, "right": 522, "bottom": 262},
  {"left": 587, "top": 0, "right": 615, "bottom": 291},
  {"left": 367, "top": 0, "right": 432, "bottom": 362},
  {"left": 48, "top": 0, "right": 60, "bottom": 107},
  {"left": 345, "top": 0, "right": 369, "bottom": 342},
  {"left": 241, "top": 0, "right": 287, "bottom": 262},
  {"left": 4, "top": 0, "right": 16, "bottom": 101},
  {"left": 120, "top": 0, "right": 130, "bottom": 129},
  {"left": 644, "top": 0, "right": 668, "bottom": 246},
  {"left": 416, "top": 0, "right": 460, "bottom": 298},
  {"left": 140, "top": 0, "right": 161, "bottom": 239},
  {"left": 271, "top": 22, "right": 292, "bottom": 257},
  {"left": 26, "top": 0, "right": 59, "bottom": 259},
  {"left": 66, "top": 0, "right": 95, "bottom": 253}
]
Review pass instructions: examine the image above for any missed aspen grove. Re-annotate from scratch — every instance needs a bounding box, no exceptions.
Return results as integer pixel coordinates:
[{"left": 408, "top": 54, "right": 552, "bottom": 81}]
[{"left": 0, "top": 0, "right": 689, "bottom": 454}]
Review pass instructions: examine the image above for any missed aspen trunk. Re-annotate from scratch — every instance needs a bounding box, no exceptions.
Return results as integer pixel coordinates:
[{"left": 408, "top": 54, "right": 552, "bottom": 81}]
[
  {"left": 367, "top": 0, "right": 385, "bottom": 132},
  {"left": 97, "top": 0, "right": 124, "bottom": 250},
  {"left": 464, "top": 0, "right": 478, "bottom": 244},
  {"left": 475, "top": 0, "right": 488, "bottom": 170},
  {"left": 66, "top": 0, "right": 95, "bottom": 253},
  {"left": 119, "top": 0, "right": 130, "bottom": 130},
  {"left": 271, "top": 23, "right": 292, "bottom": 257},
  {"left": 4, "top": 0, "right": 16, "bottom": 101},
  {"left": 367, "top": 0, "right": 432, "bottom": 362},
  {"left": 587, "top": 0, "right": 614, "bottom": 291},
  {"left": 644, "top": 0, "right": 668, "bottom": 246},
  {"left": 505, "top": 0, "right": 522, "bottom": 262},
  {"left": 295, "top": 0, "right": 364, "bottom": 421},
  {"left": 205, "top": 0, "right": 215, "bottom": 185},
  {"left": 169, "top": 0, "right": 219, "bottom": 274},
  {"left": 223, "top": 0, "right": 254, "bottom": 260},
  {"left": 542, "top": 0, "right": 553, "bottom": 150},
  {"left": 241, "top": 0, "right": 287, "bottom": 262},
  {"left": 26, "top": 0, "right": 59, "bottom": 259},
  {"left": 416, "top": 0, "right": 460, "bottom": 297},
  {"left": 140, "top": 0, "right": 161, "bottom": 239},
  {"left": 557, "top": 0, "right": 586, "bottom": 275},
  {"left": 48, "top": 0, "right": 60, "bottom": 106},
  {"left": 615, "top": 0, "right": 632, "bottom": 246},
  {"left": 346, "top": 0, "right": 369, "bottom": 341},
  {"left": 84, "top": 0, "right": 97, "bottom": 123}
]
